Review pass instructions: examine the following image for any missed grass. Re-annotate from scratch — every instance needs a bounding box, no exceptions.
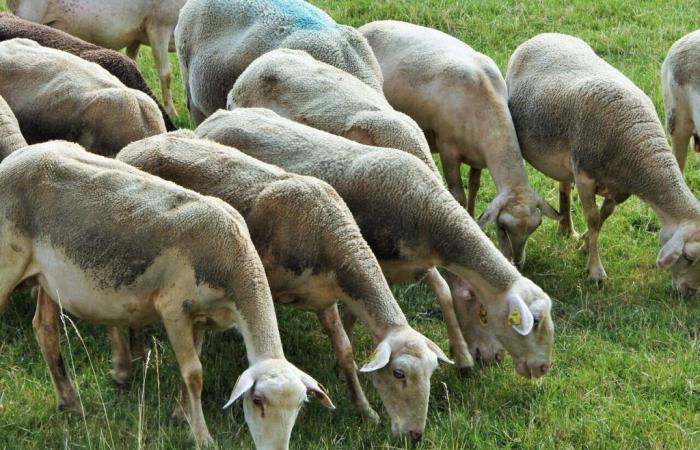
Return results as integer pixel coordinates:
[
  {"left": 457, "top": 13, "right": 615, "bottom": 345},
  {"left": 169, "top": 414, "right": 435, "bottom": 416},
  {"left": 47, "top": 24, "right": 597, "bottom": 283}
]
[{"left": 1, "top": 0, "right": 699, "bottom": 448}]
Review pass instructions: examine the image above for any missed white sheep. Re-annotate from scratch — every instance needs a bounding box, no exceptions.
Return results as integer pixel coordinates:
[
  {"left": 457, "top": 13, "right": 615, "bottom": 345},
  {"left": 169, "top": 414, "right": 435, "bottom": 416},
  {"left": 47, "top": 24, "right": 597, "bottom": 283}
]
[
  {"left": 662, "top": 29, "right": 700, "bottom": 172},
  {"left": 8, "top": 0, "right": 186, "bottom": 120},
  {"left": 0, "top": 139, "right": 333, "bottom": 449},
  {"left": 507, "top": 33, "right": 700, "bottom": 294},
  {"left": 226, "top": 48, "right": 438, "bottom": 175},
  {"left": 116, "top": 131, "right": 453, "bottom": 438},
  {"left": 0, "top": 94, "right": 25, "bottom": 158},
  {"left": 0, "top": 38, "right": 165, "bottom": 156},
  {"left": 175, "top": 0, "right": 383, "bottom": 124},
  {"left": 196, "top": 108, "right": 555, "bottom": 382},
  {"left": 359, "top": 20, "right": 561, "bottom": 267}
]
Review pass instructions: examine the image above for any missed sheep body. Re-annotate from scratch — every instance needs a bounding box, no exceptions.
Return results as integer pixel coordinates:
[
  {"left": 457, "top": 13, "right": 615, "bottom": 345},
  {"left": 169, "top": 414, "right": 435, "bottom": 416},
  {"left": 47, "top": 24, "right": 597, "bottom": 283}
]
[
  {"left": 227, "top": 48, "right": 438, "bottom": 175},
  {"left": 0, "top": 38, "right": 165, "bottom": 156},
  {"left": 507, "top": 33, "right": 700, "bottom": 292},
  {"left": 196, "top": 107, "right": 554, "bottom": 380},
  {"left": 359, "top": 20, "right": 559, "bottom": 266},
  {"left": 117, "top": 131, "right": 451, "bottom": 432},
  {"left": 175, "top": 0, "right": 383, "bottom": 123},
  {"left": 0, "top": 94, "right": 26, "bottom": 158},
  {"left": 662, "top": 29, "right": 700, "bottom": 171},
  {"left": 0, "top": 13, "right": 175, "bottom": 130},
  {"left": 0, "top": 140, "right": 332, "bottom": 448}
]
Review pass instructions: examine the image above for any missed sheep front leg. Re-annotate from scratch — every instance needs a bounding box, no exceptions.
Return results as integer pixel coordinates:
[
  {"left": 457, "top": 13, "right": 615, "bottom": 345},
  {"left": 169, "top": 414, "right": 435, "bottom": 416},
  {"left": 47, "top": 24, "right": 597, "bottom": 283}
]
[
  {"left": 424, "top": 268, "right": 474, "bottom": 374},
  {"left": 172, "top": 327, "right": 204, "bottom": 424},
  {"left": 125, "top": 42, "right": 141, "bottom": 60},
  {"left": 162, "top": 314, "right": 212, "bottom": 446},
  {"left": 147, "top": 25, "right": 177, "bottom": 120},
  {"left": 558, "top": 182, "right": 577, "bottom": 236},
  {"left": 32, "top": 288, "right": 79, "bottom": 413},
  {"left": 318, "top": 304, "right": 379, "bottom": 423},
  {"left": 439, "top": 152, "right": 467, "bottom": 209},
  {"left": 575, "top": 173, "right": 607, "bottom": 281},
  {"left": 109, "top": 327, "right": 133, "bottom": 387}
]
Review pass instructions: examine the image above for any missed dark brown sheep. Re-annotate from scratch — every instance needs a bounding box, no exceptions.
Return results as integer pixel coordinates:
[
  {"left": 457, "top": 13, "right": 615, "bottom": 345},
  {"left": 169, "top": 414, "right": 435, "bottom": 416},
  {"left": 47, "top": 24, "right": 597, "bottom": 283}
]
[{"left": 0, "top": 13, "right": 176, "bottom": 131}]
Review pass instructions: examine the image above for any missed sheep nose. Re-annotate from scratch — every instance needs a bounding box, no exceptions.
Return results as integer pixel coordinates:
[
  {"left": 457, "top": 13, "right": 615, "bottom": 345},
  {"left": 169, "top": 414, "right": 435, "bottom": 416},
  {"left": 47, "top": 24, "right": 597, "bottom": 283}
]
[{"left": 409, "top": 430, "right": 422, "bottom": 444}]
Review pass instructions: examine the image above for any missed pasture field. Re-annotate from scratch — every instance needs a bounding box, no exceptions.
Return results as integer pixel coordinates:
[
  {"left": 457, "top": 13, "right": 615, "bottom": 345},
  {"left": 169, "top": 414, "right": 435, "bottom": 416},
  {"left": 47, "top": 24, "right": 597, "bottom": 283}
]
[{"left": 0, "top": 0, "right": 699, "bottom": 448}]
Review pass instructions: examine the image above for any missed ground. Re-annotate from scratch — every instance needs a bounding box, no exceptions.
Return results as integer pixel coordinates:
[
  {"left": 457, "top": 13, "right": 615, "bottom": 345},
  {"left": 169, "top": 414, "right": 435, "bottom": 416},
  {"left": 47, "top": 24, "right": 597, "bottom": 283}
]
[{"left": 0, "top": 0, "right": 698, "bottom": 449}]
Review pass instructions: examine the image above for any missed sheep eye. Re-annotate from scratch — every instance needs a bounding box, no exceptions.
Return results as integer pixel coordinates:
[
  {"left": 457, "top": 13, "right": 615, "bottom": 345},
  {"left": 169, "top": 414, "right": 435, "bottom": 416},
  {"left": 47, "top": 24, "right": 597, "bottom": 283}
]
[
  {"left": 393, "top": 369, "right": 405, "bottom": 380},
  {"left": 252, "top": 395, "right": 264, "bottom": 406},
  {"left": 682, "top": 250, "right": 694, "bottom": 264}
]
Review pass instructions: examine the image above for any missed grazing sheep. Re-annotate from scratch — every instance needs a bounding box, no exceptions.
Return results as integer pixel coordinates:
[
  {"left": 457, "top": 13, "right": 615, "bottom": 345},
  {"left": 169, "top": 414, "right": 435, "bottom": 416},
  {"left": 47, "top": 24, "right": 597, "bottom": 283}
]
[
  {"left": 7, "top": 0, "right": 186, "bottom": 120},
  {"left": 0, "top": 38, "right": 165, "bottom": 156},
  {"left": 0, "top": 140, "right": 333, "bottom": 449},
  {"left": 0, "top": 13, "right": 175, "bottom": 131},
  {"left": 116, "top": 131, "right": 452, "bottom": 438},
  {"left": 227, "top": 48, "right": 438, "bottom": 175},
  {"left": 507, "top": 33, "right": 700, "bottom": 294},
  {"left": 662, "top": 30, "right": 700, "bottom": 172},
  {"left": 197, "top": 108, "right": 555, "bottom": 379},
  {"left": 175, "top": 0, "right": 383, "bottom": 124},
  {"left": 0, "top": 95, "right": 26, "bottom": 158},
  {"left": 359, "top": 20, "right": 561, "bottom": 267}
]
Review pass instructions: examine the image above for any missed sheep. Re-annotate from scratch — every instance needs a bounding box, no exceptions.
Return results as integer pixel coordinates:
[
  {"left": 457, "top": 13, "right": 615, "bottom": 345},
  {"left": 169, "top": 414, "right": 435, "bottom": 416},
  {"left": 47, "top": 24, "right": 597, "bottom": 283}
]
[
  {"left": 196, "top": 107, "right": 555, "bottom": 379},
  {"left": 507, "top": 33, "right": 700, "bottom": 295},
  {"left": 226, "top": 48, "right": 439, "bottom": 175},
  {"left": 7, "top": 0, "right": 186, "bottom": 121},
  {"left": 175, "top": 0, "right": 383, "bottom": 124},
  {"left": 0, "top": 13, "right": 175, "bottom": 131},
  {"left": 662, "top": 30, "right": 700, "bottom": 172},
  {"left": 0, "top": 38, "right": 165, "bottom": 157},
  {"left": 0, "top": 95, "right": 26, "bottom": 158},
  {"left": 358, "top": 20, "right": 561, "bottom": 267},
  {"left": 0, "top": 139, "right": 334, "bottom": 449},
  {"left": 116, "top": 131, "right": 453, "bottom": 439}
]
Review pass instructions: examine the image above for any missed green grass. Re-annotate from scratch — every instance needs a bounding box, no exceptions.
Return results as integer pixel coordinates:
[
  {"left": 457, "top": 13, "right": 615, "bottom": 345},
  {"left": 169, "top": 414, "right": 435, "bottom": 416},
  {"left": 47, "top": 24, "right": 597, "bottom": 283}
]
[{"left": 1, "top": 0, "right": 700, "bottom": 449}]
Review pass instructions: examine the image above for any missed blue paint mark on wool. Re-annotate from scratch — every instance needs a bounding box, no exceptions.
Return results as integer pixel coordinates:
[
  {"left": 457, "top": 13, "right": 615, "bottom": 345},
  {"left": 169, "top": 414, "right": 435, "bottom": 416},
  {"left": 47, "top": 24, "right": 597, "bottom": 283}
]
[{"left": 268, "top": 0, "right": 336, "bottom": 30}]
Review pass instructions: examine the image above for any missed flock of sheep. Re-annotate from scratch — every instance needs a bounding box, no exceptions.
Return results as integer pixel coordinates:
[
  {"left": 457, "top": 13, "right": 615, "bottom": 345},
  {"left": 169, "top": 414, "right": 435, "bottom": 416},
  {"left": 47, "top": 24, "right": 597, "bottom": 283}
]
[{"left": 0, "top": 0, "right": 698, "bottom": 448}]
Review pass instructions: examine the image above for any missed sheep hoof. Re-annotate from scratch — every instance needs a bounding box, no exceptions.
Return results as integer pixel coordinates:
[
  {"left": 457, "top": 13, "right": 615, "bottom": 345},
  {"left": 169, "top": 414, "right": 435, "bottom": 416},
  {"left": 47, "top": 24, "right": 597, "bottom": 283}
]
[
  {"left": 587, "top": 267, "right": 607, "bottom": 283},
  {"left": 171, "top": 405, "right": 187, "bottom": 424},
  {"left": 110, "top": 368, "right": 132, "bottom": 388},
  {"left": 58, "top": 400, "right": 82, "bottom": 416},
  {"left": 557, "top": 224, "right": 577, "bottom": 238}
]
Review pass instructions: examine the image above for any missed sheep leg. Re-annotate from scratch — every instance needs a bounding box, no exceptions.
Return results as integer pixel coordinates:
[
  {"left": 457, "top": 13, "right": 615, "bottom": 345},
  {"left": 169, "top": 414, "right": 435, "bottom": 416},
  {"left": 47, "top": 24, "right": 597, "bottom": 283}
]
[
  {"left": 467, "top": 168, "right": 482, "bottom": 218},
  {"left": 439, "top": 152, "right": 467, "bottom": 208},
  {"left": 161, "top": 312, "right": 212, "bottom": 446},
  {"left": 129, "top": 327, "right": 147, "bottom": 362},
  {"left": 447, "top": 272, "right": 505, "bottom": 364},
  {"left": 32, "top": 288, "right": 80, "bottom": 413},
  {"left": 318, "top": 304, "right": 379, "bottom": 423},
  {"left": 109, "top": 327, "right": 133, "bottom": 387},
  {"left": 147, "top": 25, "right": 177, "bottom": 120},
  {"left": 171, "top": 327, "right": 204, "bottom": 425},
  {"left": 575, "top": 173, "right": 607, "bottom": 281},
  {"left": 125, "top": 42, "right": 141, "bottom": 60},
  {"left": 558, "top": 182, "right": 577, "bottom": 236},
  {"left": 423, "top": 268, "right": 474, "bottom": 373}
]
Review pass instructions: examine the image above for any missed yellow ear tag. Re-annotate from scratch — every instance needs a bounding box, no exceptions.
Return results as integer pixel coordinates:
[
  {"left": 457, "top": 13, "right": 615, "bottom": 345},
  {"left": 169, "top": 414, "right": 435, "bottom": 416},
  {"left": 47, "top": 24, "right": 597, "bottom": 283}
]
[
  {"left": 509, "top": 310, "right": 521, "bottom": 326},
  {"left": 479, "top": 304, "right": 488, "bottom": 326}
]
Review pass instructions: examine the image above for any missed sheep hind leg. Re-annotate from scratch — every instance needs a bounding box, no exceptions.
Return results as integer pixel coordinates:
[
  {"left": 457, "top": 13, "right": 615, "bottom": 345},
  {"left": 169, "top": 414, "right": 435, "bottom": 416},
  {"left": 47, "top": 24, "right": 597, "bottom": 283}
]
[
  {"left": 33, "top": 288, "right": 80, "bottom": 413},
  {"left": 575, "top": 173, "right": 607, "bottom": 282},
  {"left": 318, "top": 304, "right": 379, "bottom": 423},
  {"left": 557, "top": 182, "right": 578, "bottom": 237},
  {"left": 147, "top": 25, "right": 177, "bottom": 121},
  {"left": 467, "top": 168, "right": 481, "bottom": 218},
  {"left": 125, "top": 41, "right": 140, "bottom": 60},
  {"left": 424, "top": 268, "right": 474, "bottom": 374}
]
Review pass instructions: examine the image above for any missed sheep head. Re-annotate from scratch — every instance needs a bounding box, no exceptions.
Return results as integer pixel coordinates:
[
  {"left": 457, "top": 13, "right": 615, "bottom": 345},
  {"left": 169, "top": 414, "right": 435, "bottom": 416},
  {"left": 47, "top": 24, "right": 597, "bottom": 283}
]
[
  {"left": 657, "top": 221, "right": 700, "bottom": 297},
  {"left": 225, "top": 359, "right": 334, "bottom": 450},
  {"left": 360, "top": 327, "right": 452, "bottom": 443}
]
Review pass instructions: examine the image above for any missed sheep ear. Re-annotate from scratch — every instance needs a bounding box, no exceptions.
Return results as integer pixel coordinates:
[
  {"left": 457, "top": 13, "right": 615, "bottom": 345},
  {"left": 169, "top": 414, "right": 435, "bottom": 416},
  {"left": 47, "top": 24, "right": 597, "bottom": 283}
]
[
  {"left": 537, "top": 196, "right": 561, "bottom": 220},
  {"left": 342, "top": 125, "right": 376, "bottom": 146},
  {"left": 507, "top": 294, "right": 534, "bottom": 336},
  {"left": 425, "top": 338, "right": 454, "bottom": 365},
  {"left": 657, "top": 231, "right": 686, "bottom": 269},
  {"left": 224, "top": 368, "right": 255, "bottom": 409},
  {"left": 298, "top": 372, "right": 335, "bottom": 410},
  {"left": 360, "top": 341, "right": 392, "bottom": 372},
  {"left": 478, "top": 194, "right": 507, "bottom": 228}
]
